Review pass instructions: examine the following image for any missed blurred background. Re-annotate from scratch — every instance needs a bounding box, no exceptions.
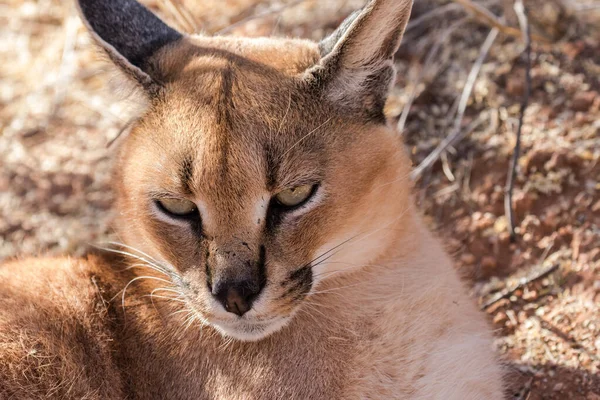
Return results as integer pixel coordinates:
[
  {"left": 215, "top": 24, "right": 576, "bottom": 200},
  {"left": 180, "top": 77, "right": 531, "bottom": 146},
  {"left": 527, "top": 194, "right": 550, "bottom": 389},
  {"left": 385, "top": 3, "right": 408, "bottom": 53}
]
[{"left": 0, "top": 0, "right": 599, "bottom": 398}]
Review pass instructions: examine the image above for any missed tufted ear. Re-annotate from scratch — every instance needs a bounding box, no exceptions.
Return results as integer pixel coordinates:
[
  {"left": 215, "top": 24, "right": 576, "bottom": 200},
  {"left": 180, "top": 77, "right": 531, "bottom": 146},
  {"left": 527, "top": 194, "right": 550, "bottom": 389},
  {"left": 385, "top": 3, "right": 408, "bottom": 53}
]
[
  {"left": 315, "top": 0, "right": 413, "bottom": 121},
  {"left": 77, "top": 0, "right": 183, "bottom": 92}
]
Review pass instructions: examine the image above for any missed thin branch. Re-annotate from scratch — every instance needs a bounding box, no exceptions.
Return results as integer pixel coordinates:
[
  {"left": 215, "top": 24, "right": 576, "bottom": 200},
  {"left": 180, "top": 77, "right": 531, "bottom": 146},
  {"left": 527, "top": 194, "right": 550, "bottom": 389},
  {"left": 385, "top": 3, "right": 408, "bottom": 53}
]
[
  {"left": 504, "top": 0, "right": 532, "bottom": 241},
  {"left": 216, "top": 0, "right": 307, "bottom": 35},
  {"left": 451, "top": 0, "right": 548, "bottom": 42},
  {"left": 23, "top": 10, "right": 79, "bottom": 138},
  {"left": 411, "top": 27, "right": 499, "bottom": 180},
  {"left": 107, "top": 118, "right": 137, "bottom": 149},
  {"left": 397, "top": 19, "right": 467, "bottom": 133},
  {"left": 481, "top": 264, "right": 558, "bottom": 310},
  {"left": 157, "top": 0, "right": 199, "bottom": 34},
  {"left": 572, "top": 3, "right": 600, "bottom": 11},
  {"left": 515, "top": 377, "right": 534, "bottom": 400},
  {"left": 405, "top": 3, "right": 462, "bottom": 33}
]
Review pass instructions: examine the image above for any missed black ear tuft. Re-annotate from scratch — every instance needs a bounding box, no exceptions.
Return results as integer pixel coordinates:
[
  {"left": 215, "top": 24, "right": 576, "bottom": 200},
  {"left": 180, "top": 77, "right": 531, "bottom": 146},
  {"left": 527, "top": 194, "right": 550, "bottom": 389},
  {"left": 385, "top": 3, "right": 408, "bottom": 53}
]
[{"left": 77, "top": 0, "right": 182, "bottom": 90}]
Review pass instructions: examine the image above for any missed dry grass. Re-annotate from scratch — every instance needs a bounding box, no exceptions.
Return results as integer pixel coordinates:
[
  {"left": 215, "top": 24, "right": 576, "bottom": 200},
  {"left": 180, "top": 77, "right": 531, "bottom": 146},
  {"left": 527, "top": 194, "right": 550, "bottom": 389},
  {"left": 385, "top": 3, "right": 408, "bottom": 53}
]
[{"left": 1, "top": 0, "right": 599, "bottom": 398}]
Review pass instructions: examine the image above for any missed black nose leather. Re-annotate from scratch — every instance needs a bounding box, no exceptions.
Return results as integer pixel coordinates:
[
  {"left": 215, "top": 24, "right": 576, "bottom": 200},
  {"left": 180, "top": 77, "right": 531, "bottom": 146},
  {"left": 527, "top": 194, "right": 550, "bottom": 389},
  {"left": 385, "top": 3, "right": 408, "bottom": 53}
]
[{"left": 213, "top": 281, "right": 261, "bottom": 316}]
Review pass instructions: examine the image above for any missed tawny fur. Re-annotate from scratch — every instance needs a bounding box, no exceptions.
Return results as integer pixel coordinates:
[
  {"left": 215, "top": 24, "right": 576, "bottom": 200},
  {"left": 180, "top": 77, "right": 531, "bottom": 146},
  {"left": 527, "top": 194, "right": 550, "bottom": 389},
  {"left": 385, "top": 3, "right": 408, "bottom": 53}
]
[{"left": 0, "top": 0, "right": 505, "bottom": 398}]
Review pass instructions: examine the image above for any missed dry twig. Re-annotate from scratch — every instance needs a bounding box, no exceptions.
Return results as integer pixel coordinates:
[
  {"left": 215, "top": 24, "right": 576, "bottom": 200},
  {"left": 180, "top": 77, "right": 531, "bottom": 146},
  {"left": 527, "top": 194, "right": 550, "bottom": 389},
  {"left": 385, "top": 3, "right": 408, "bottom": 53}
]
[
  {"left": 451, "top": 0, "right": 547, "bottom": 42},
  {"left": 157, "top": 0, "right": 199, "bottom": 33},
  {"left": 397, "top": 19, "right": 467, "bottom": 133},
  {"left": 410, "top": 27, "right": 499, "bottom": 179},
  {"left": 504, "top": 0, "right": 532, "bottom": 241},
  {"left": 515, "top": 377, "right": 534, "bottom": 400},
  {"left": 481, "top": 264, "right": 558, "bottom": 310},
  {"left": 405, "top": 3, "right": 462, "bottom": 33},
  {"left": 216, "top": 0, "right": 308, "bottom": 35}
]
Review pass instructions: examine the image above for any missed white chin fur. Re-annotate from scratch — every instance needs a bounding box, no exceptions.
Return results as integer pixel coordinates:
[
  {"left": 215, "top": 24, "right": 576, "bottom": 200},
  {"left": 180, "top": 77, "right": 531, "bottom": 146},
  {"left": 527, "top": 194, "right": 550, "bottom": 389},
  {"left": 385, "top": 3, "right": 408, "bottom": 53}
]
[{"left": 210, "top": 317, "right": 291, "bottom": 342}]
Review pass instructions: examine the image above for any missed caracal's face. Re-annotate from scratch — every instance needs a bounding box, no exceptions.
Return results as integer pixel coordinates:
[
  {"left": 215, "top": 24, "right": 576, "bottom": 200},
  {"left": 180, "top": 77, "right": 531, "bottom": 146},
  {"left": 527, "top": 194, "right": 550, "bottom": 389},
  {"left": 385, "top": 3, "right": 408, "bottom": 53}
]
[
  {"left": 78, "top": 0, "right": 413, "bottom": 341},
  {"left": 114, "top": 37, "right": 409, "bottom": 341}
]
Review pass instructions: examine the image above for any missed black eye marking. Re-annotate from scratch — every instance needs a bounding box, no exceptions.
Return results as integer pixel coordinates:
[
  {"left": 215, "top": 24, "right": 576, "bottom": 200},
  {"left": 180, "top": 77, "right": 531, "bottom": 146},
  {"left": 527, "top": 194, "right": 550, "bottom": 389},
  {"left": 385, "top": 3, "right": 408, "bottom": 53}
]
[
  {"left": 257, "top": 245, "right": 267, "bottom": 289},
  {"left": 153, "top": 198, "right": 203, "bottom": 237},
  {"left": 205, "top": 246, "right": 213, "bottom": 290},
  {"left": 266, "top": 184, "right": 319, "bottom": 231},
  {"left": 154, "top": 199, "right": 198, "bottom": 219},
  {"left": 264, "top": 146, "right": 279, "bottom": 189},
  {"left": 179, "top": 154, "right": 195, "bottom": 194}
]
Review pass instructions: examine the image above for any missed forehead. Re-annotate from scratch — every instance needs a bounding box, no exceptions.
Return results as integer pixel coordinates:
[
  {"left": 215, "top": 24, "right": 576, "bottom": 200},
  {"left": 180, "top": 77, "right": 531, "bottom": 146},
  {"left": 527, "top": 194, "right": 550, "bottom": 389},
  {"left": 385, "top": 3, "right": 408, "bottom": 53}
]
[{"left": 141, "top": 37, "right": 334, "bottom": 196}]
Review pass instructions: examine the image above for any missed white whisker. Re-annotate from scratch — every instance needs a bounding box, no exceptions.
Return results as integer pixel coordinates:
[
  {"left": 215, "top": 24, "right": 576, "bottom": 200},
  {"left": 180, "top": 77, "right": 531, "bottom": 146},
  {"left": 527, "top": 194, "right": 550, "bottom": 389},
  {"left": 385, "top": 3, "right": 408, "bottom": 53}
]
[
  {"left": 183, "top": 313, "right": 199, "bottom": 333},
  {"left": 117, "top": 275, "right": 174, "bottom": 316},
  {"left": 94, "top": 246, "right": 172, "bottom": 277},
  {"left": 121, "top": 263, "right": 171, "bottom": 278},
  {"left": 281, "top": 117, "right": 332, "bottom": 158},
  {"left": 168, "top": 309, "right": 191, "bottom": 318},
  {"left": 372, "top": 169, "right": 412, "bottom": 190},
  {"left": 104, "top": 241, "right": 164, "bottom": 265},
  {"left": 151, "top": 287, "right": 183, "bottom": 296},
  {"left": 309, "top": 203, "right": 414, "bottom": 278},
  {"left": 312, "top": 262, "right": 367, "bottom": 279},
  {"left": 144, "top": 294, "right": 187, "bottom": 303},
  {"left": 309, "top": 281, "right": 364, "bottom": 296},
  {"left": 298, "top": 302, "right": 330, "bottom": 321}
]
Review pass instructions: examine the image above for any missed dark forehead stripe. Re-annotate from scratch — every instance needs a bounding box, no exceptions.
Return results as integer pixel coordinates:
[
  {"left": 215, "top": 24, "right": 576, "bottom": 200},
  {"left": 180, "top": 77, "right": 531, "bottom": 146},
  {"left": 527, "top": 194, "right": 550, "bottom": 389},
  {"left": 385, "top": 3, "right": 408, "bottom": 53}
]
[
  {"left": 216, "top": 63, "right": 235, "bottom": 126},
  {"left": 179, "top": 154, "right": 195, "bottom": 194},
  {"left": 212, "top": 63, "right": 236, "bottom": 180},
  {"left": 264, "top": 144, "right": 279, "bottom": 190}
]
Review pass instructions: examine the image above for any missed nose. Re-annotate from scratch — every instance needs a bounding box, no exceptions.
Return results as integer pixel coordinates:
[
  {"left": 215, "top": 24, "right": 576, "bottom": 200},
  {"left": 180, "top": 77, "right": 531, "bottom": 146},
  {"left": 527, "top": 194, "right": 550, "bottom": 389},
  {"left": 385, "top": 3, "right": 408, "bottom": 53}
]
[{"left": 212, "top": 280, "right": 261, "bottom": 317}]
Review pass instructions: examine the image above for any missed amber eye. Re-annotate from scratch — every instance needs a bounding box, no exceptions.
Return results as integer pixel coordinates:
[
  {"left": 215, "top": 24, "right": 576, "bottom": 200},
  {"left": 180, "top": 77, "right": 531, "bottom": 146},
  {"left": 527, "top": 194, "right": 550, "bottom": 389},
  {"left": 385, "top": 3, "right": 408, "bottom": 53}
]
[
  {"left": 156, "top": 198, "right": 197, "bottom": 217},
  {"left": 274, "top": 185, "right": 316, "bottom": 208}
]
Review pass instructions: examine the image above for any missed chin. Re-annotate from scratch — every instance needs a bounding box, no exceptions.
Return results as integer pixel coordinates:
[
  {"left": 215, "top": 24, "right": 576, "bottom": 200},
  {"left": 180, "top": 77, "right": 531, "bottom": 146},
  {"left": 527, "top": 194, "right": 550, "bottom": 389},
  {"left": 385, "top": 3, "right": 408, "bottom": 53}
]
[{"left": 210, "top": 316, "right": 292, "bottom": 342}]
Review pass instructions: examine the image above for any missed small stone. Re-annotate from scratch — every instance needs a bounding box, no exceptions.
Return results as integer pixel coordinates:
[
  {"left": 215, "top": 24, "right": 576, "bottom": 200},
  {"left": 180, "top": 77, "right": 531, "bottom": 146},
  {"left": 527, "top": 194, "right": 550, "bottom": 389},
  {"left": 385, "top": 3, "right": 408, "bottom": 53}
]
[
  {"left": 481, "top": 256, "right": 497, "bottom": 269},
  {"left": 485, "top": 298, "right": 510, "bottom": 314},
  {"left": 534, "top": 370, "right": 545, "bottom": 378},
  {"left": 580, "top": 353, "right": 592, "bottom": 367},
  {"left": 522, "top": 290, "right": 537, "bottom": 300},
  {"left": 514, "top": 191, "right": 535, "bottom": 215},
  {"left": 448, "top": 237, "right": 462, "bottom": 247},
  {"left": 493, "top": 216, "right": 508, "bottom": 233},
  {"left": 506, "top": 310, "right": 518, "bottom": 326},
  {"left": 506, "top": 70, "right": 525, "bottom": 97},
  {"left": 460, "top": 253, "right": 476, "bottom": 265},
  {"left": 571, "top": 91, "right": 597, "bottom": 112},
  {"left": 475, "top": 215, "right": 494, "bottom": 230},
  {"left": 553, "top": 383, "right": 564, "bottom": 391},
  {"left": 493, "top": 312, "right": 507, "bottom": 325}
]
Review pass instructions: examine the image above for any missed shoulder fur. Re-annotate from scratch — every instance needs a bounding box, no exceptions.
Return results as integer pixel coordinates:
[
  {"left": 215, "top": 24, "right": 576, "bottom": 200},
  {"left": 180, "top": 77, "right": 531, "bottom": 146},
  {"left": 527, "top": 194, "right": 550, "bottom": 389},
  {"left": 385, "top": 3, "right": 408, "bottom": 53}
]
[{"left": 0, "top": 256, "right": 124, "bottom": 399}]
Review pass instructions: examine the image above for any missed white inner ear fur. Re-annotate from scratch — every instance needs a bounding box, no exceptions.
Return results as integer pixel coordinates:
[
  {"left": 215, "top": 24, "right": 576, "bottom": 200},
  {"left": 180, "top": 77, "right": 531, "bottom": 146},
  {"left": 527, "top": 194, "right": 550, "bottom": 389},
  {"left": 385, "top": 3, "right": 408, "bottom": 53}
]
[
  {"left": 326, "top": 60, "right": 396, "bottom": 104},
  {"left": 322, "top": 0, "right": 413, "bottom": 101}
]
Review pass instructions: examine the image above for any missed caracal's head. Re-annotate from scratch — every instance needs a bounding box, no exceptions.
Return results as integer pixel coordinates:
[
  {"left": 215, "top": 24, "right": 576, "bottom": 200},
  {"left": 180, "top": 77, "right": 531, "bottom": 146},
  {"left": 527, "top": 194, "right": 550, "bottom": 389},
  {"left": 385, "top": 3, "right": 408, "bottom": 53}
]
[{"left": 78, "top": 0, "right": 414, "bottom": 341}]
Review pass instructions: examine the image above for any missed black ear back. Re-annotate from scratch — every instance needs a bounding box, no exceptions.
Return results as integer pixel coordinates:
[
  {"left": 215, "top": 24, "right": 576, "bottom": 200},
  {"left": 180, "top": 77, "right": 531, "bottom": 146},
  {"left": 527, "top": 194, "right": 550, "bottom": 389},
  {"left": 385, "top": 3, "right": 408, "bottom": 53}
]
[{"left": 77, "top": 0, "right": 183, "bottom": 89}]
